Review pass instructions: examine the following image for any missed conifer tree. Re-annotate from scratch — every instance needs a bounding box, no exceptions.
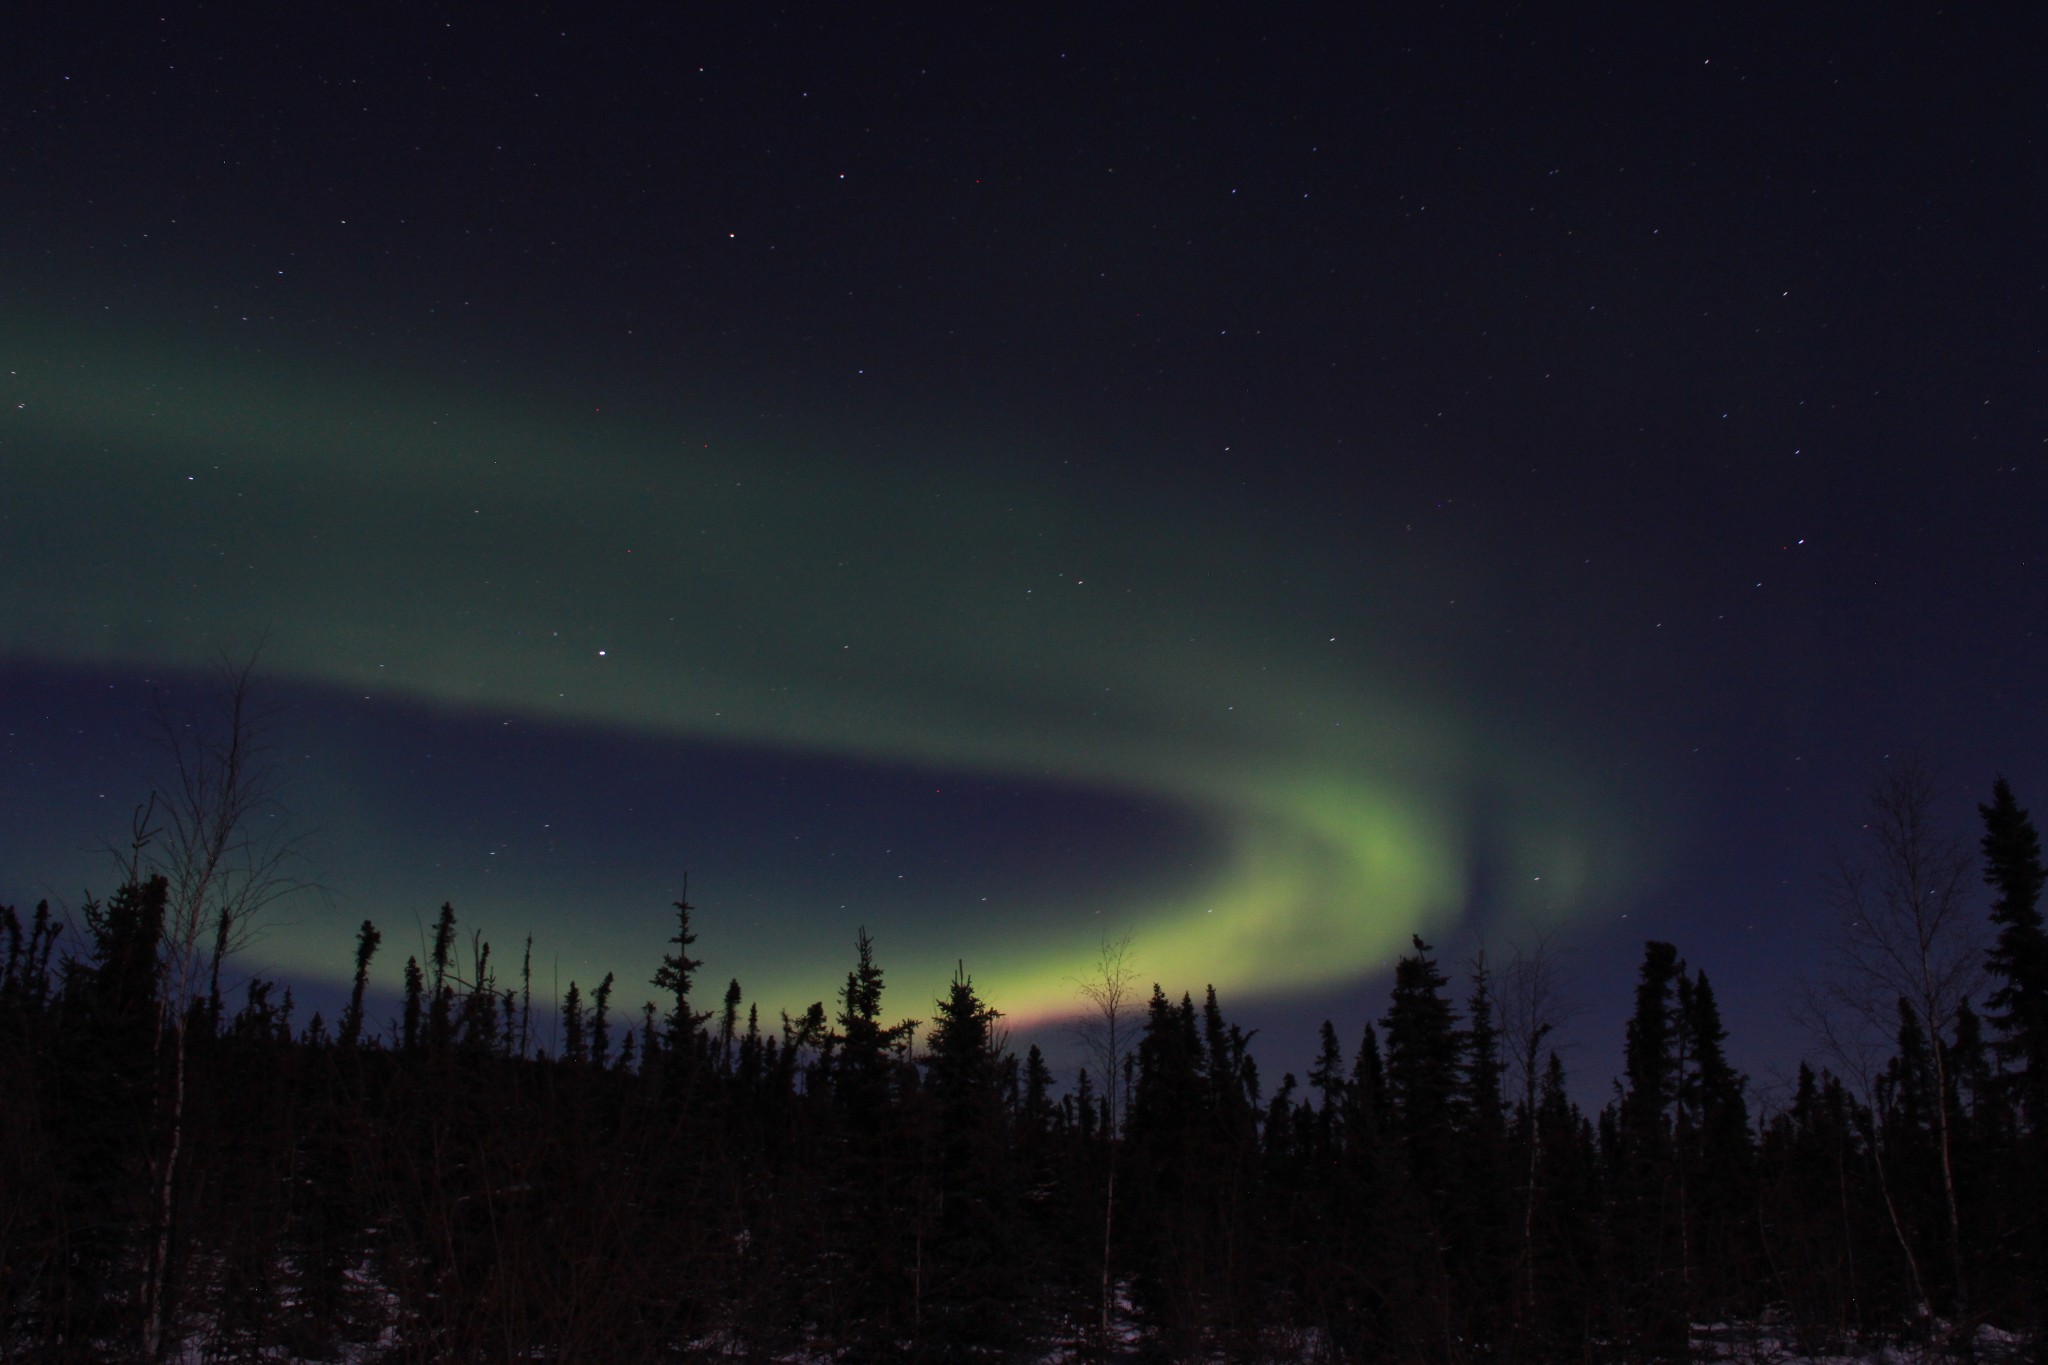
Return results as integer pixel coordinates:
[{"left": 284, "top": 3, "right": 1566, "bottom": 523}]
[
  {"left": 919, "top": 964, "right": 1020, "bottom": 1348},
  {"left": 427, "top": 902, "right": 458, "bottom": 1051},
  {"left": 1981, "top": 780, "right": 2048, "bottom": 1120},
  {"left": 1614, "top": 940, "right": 1685, "bottom": 1352},
  {"left": 1308, "top": 1020, "right": 1346, "bottom": 1156},
  {"left": 1381, "top": 936, "right": 1462, "bottom": 1207},
  {"left": 338, "top": 919, "right": 380, "bottom": 1050},
  {"left": 814, "top": 930, "right": 916, "bottom": 1349},
  {"left": 1943, "top": 998, "right": 2010, "bottom": 1311},
  {"left": 1127, "top": 987, "right": 1207, "bottom": 1339},
  {"left": 640, "top": 1000, "right": 660, "bottom": 1068},
  {"left": 740, "top": 1002, "right": 762, "bottom": 1088},
  {"left": 590, "top": 972, "right": 614, "bottom": 1067},
  {"left": 1458, "top": 953, "right": 1513, "bottom": 1336},
  {"left": 456, "top": 935, "right": 496, "bottom": 1053},
  {"left": 519, "top": 933, "right": 534, "bottom": 1057},
  {"left": 1530, "top": 1050, "right": 1600, "bottom": 1356},
  {"left": 1676, "top": 968, "right": 1755, "bottom": 1316},
  {"left": 1346, "top": 1021, "right": 1390, "bottom": 1141},
  {"left": 1871, "top": 997, "right": 1947, "bottom": 1315},
  {"left": 1621, "top": 941, "right": 1682, "bottom": 1154},
  {"left": 562, "top": 981, "right": 586, "bottom": 1064},
  {"left": 1022, "top": 1043, "right": 1055, "bottom": 1138},
  {"left": 833, "top": 928, "right": 910, "bottom": 1117},
  {"left": 0, "top": 900, "right": 61, "bottom": 1020},
  {"left": 651, "top": 889, "right": 708, "bottom": 1061},
  {"left": 400, "top": 954, "right": 423, "bottom": 1052},
  {"left": 719, "top": 977, "right": 742, "bottom": 1072}
]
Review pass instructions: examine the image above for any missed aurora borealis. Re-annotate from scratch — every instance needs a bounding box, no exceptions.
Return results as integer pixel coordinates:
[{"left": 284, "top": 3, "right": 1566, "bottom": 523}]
[
  {"left": 3, "top": 299, "right": 1629, "bottom": 1021},
  {"left": 4, "top": 6, "right": 2043, "bottom": 1075}
]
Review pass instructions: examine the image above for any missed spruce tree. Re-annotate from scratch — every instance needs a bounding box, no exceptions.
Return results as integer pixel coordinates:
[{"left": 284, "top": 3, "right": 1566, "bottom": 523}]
[
  {"left": 651, "top": 890, "right": 709, "bottom": 1063},
  {"left": 832, "top": 928, "right": 910, "bottom": 1117},
  {"left": 456, "top": 936, "right": 496, "bottom": 1053},
  {"left": 1346, "top": 1022, "right": 1390, "bottom": 1142},
  {"left": 30, "top": 880, "right": 170, "bottom": 1347},
  {"left": 1530, "top": 1050, "right": 1600, "bottom": 1357},
  {"left": 1308, "top": 1020, "right": 1346, "bottom": 1157},
  {"left": 590, "top": 972, "right": 614, "bottom": 1067},
  {"left": 561, "top": 981, "right": 586, "bottom": 1064},
  {"left": 1614, "top": 940, "right": 1685, "bottom": 1353},
  {"left": 337, "top": 919, "right": 380, "bottom": 1050},
  {"left": 426, "top": 902, "right": 458, "bottom": 1051},
  {"left": 1022, "top": 1044, "right": 1054, "bottom": 1137},
  {"left": 1127, "top": 987, "right": 1208, "bottom": 1342},
  {"left": 400, "top": 955, "right": 423, "bottom": 1052},
  {"left": 1981, "top": 780, "right": 2048, "bottom": 1118},
  {"left": 1974, "top": 780, "right": 2047, "bottom": 1336},
  {"left": 1381, "top": 936, "right": 1462, "bottom": 1205},
  {"left": 919, "top": 964, "right": 1020, "bottom": 1349},
  {"left": 719, "top": 977, "right": 742, "bottom": 1072},
  {"left": 817, "top": 930, "right": 915, "bottom": 1349},
  {"left": 1458, "top": 953, "right": 1513, "bottom": 1338},
  {"left": 1676, "top": 968, "right": 1755, "bottom": 1317},
  {"left": 1620, "top": 941, "right": 1682, "bottom": 1153}
]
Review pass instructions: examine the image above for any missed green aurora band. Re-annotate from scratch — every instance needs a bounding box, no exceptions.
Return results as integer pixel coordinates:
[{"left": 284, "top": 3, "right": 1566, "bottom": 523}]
[{"left": 2, "top": 311, "right": 1640, "bottom": 1023}]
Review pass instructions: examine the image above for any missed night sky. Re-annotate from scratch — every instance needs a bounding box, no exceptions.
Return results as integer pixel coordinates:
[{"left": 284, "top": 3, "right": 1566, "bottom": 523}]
[{"left": 4, "top": 7, "right": 2043, "bottom": 1093}]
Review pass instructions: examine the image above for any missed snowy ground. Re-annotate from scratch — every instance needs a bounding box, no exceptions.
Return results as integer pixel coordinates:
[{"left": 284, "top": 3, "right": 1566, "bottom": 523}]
[{"left": 1686, "top": 1318, "right": 2027, "bottom": 1365}]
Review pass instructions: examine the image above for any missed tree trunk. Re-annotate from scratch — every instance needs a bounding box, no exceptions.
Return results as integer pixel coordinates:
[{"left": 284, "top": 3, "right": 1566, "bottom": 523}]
[
  {"left": 1928, "top": 1035, "right": 1969, "bottom": 1314},
  {"left": 141, "top": 1015, "right": 187, "bottom": 1360},
  {"left": 1867, "top": 1116, "right": 1929, "bottom": 1317},
  {"left": 1100, "top": 1160, "right": 1115, "bottom": 1350}
]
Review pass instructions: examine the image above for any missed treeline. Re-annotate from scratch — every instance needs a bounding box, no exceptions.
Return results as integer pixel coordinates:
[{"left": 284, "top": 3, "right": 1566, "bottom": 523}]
[{"left": 2, "top": 776, "right": 2045, "bottom": 1362}]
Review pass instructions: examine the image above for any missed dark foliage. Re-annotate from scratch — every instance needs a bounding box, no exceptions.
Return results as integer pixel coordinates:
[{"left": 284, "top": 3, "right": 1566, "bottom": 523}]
[{"left": 4, "top": 778, "right": 2046, "bottom": 1359}]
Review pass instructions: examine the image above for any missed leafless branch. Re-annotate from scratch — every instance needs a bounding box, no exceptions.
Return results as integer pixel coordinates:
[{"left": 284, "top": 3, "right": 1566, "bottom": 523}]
[
  {"left": 1496, "top": 929, "right": 1579, "bottom": 1109},
  {"left": 1070, "top": 932, "right": 1137, "bottom": 1136},
  {"left": 144, "top": 648, "right": 319, "bottom": 1019}
]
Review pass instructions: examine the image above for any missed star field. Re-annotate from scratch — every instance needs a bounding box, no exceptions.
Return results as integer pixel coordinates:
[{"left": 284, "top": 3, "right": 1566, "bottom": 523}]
[{"left": 2, "top": 5, "right": 2044, "bottom": 1077}]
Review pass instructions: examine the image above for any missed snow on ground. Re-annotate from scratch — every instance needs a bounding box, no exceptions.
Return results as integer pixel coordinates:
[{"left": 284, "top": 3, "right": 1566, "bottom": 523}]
[{"left": 1689, "top": 1318, "right": 2027, "bottom": 1365}]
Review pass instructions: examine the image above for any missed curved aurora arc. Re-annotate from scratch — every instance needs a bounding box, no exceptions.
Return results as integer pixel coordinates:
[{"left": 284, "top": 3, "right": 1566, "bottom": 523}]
[{"left": 1, "top": 313, "right": 1639, "bottom": 1023}]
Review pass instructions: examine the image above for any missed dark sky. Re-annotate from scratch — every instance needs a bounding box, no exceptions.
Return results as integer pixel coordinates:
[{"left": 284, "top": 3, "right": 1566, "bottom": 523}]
[{"left": 3, "top": 6, "right": 2043, "bottom": 1097}]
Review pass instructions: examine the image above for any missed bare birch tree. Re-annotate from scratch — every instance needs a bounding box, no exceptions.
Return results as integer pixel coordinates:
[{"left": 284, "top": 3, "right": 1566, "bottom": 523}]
[
  {"left": 1793, "top": 976, "right": 1929, "bottom": 1317},
  {"left": 1812, "top": 756, "right": 1983, "bottom": 1323},
  {"left": 135, "top": 654, "right": 314, "bottom": 1359},
  {"left": 1496, "top": 931, "right": 1576, "bottom": 1318},
  {"left": 1071, "top": 933, "right": 1136, "bottom": 1349}
]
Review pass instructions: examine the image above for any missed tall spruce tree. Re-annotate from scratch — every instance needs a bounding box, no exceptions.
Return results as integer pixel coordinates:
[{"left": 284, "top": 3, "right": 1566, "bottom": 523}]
[
  {"left": 1308, "top": 1019, "right": 1347, "bottom": 1157},
  {"left": 1980, "top": 780, "right": 2048, "bottom": 1118},
  {"left": 337, "top": 919, "right": 380, "bottom": 1050},
  {"left": 718, "top": 977, "right": 743, "bottom": 1072},
  {"left": 1975, "top": 780, "right": 2048, "bottom": 1341},
  {"left": 1127, "top": 987, "right": 1209, "bottom": 1344},
  {"left": 651, "top": 888, "right": 709, "bottom": 1064},
  {"left": 1458, "top": 954, "right": 1513, "bottom": 1339},
  {"left": 919, "top": 964, "right": 1020, "bottom": 1349},
  {"left": 1614, "top": 940, "right": 1686, "bottom": 1354},
  {"left": 426, "top": 902, "right": 458, "bottom": 1052},
  {"left": 1346, "top": 1021, "right": 1391, "bottom": 1141},
  {"left": 590, "top": 972, "right": 614, "bottom": 1067},
  {"left": 833, "top": 928, "right": 910, "bottom": 1115},
  {"left": 1676, "top": 968, "right": 1755, "bottom": 1316},
  {"left": 46, "top": 879, "right": 169, "bottom": 1347},
  {"left": 1620, "top": 941, "right": 1682, "bottom": 1155},
  {"left": 400, "top": 954, "right": 423, "bottom": 1052},
  {"left": 561, "top": 981, "right": 586, "bottom": 1064},
  {"left": 1381, "top": 936, "right": 1462, "bottom": 1206}
]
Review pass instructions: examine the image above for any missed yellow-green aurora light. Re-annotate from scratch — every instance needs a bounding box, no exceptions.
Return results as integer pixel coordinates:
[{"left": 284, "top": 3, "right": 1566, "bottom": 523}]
[{"left": 1, "top": 310, "right": 1637, "bottom": 1020}]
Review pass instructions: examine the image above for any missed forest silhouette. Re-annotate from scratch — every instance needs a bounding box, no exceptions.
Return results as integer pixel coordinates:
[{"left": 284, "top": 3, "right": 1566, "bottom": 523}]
[{"left": 4, "top": 763, "right": 2046, "bottom": 1361}]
